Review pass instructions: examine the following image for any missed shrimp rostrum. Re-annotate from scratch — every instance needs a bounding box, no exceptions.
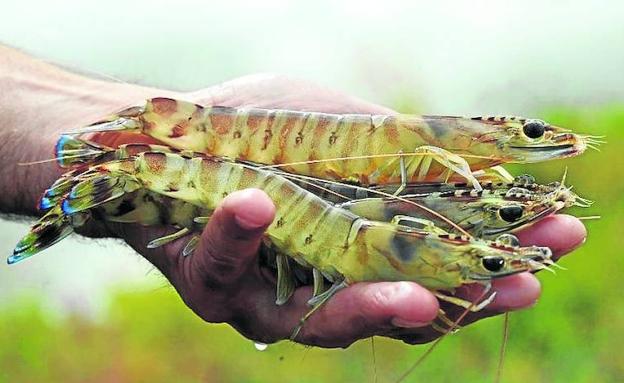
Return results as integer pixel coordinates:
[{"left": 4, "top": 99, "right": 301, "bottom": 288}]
[
  {"left": 53, "top": 151, "right": 554, "bottom": 336},
  {"left": 69, "top": 98, "right": 600, "bottom": 192}
]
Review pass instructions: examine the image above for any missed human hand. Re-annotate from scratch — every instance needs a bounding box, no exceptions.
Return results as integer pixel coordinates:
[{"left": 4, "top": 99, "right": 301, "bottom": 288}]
[{"left": 99, "top": 75, "right": 587, "bottom": 347}]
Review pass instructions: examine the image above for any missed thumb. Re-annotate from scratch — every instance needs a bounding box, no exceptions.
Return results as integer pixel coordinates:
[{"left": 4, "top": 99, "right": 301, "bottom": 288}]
[{"left": 192, "top": 188, "right": 276, "bottom": 286}]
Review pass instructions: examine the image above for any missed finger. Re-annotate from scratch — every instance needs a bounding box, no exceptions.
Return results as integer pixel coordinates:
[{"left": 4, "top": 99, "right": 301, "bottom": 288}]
[
  {"left": 387, "top": 272, "right": 543, "bottom": 345},
  {"left": 190, "top": 188, "right": 275, "bottom": 286},
  {"left": 275, "top": 282, "right": 439, "bottom": 348},
  {"left": 410, "top": 216, "right": 586, "bottom": 337},
  {"left": 515, "top": 214, "right": 586, "bottom": 258},
  {"left": 456, "top": 273, "right": 541, "bottom": 313}
]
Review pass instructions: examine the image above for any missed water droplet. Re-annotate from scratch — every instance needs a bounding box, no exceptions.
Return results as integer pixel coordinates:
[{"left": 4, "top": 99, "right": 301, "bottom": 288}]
[{"left": 254, "top": 342, "right": 268, "bottom": 351}]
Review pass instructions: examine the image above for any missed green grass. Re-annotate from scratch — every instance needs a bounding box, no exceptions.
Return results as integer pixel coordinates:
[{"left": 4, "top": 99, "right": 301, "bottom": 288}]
[{"left": 1, "top": 105, "right": 623, "bottom": 383}]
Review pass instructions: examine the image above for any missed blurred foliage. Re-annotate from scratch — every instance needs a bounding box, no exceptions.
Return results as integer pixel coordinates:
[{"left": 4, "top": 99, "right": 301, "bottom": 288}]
[{"left": 1, "top": 105, "right": 623, "bottom": 383}]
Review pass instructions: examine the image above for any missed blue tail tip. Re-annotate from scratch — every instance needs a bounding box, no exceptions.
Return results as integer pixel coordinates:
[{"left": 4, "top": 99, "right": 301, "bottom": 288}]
[
  {"left": 55, "top": 134, "right": 73, "bottom": 153},
  {"left": 61, "top": 199, "right": 75, "bottom": 215},
  {"left": 55, "top": 135, "right": 76, "bottom": 164},
  {"left": 7, "top": 254, "right": 22, "bottom": 265},
  {"left": 39, "top": 197, "right": 54, "bottom": 211}
]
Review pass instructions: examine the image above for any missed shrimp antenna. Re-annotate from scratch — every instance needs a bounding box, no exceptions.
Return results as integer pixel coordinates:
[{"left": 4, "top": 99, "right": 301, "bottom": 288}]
[
  {"left": 18, "top": 157, "right": 61, "bottom": 166},
  {"left": 577, "top": 215, "right": 601, "bottom": 220},
  {"left": 259, "top": 152, "right": 503, "bottom": 170},
  {"left": 17, "top": 151, "right": 104, "bottom": 166},
  {"left": 273, "top": 170, "right": 352, "bottom": 203},
  {"left": 560, "top": 167, "right": 568, "bottom": 186},
  {"left": 495, "top": 312, "right": 510, "bottom": 383},
  {"left": 271, "top": 170, "right": 472, "bottom": 238},
  {"left": 394, "top": 288, "right": 491, "bottom": 383},
  {"left": 371, "top": 337, "right": 378, "bottom": 383}
]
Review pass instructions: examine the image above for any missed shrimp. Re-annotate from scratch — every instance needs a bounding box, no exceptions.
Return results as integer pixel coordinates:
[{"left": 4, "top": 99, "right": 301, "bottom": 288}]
[
  {"left": 289, "top": 172, "right": 589, "bottom": 238},
  {"left": 335, "top": 185, "right": 580, "bottom": 239},
  {"left": 68, "top": 98, "right": 599, "bottom": 192},
  {"left": 53, "top": 152, "right": 553, "bottom": 332},
  {"left": 305, "top": 173, "right": 567, "bottom": 202}
]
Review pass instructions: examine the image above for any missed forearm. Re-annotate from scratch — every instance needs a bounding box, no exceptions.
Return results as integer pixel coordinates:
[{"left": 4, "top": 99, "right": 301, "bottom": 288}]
[{"left": 0, "top": 45, "right": 158, "bottom": 215}]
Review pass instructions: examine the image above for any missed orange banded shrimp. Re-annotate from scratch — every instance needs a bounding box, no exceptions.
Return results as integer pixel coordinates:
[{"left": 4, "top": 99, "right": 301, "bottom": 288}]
[{"left": 67, "top": 98, "right": 600, "bottom": 193}]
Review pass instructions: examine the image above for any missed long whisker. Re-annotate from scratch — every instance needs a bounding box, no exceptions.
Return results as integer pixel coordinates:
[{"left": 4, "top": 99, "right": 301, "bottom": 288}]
[
  {"left": 371, "top": 337, "right": 378, "bottom": 383},
  {"left": 495, "top": 312, "right": 510, "bottom": 383},
  {"left": 573, "top": 201, "right": 593, "bottom": 208},
  {"left": 258, "top": 152, "right": 503, "bottom": 170},
  {"left": 18, "top": 152, "right": 103, "bottom": 166},
  {"left": 585, "top": 144, "right": 601, "bottom": 152},
  {"left": 546, "top": 261, "right": 567, "bottom": 271},
  {"left": 528, "top": 260, "right": 556, "bottom": 274},
  {"left": 584, "top": 136, "right": 607, "bottom": 144},
  {"left": 560, "top": 167, "right": 568, "bottom": 187},
  {"left": 588, "top": 139, "right": 607, "bottom": 145},
  {"left": 274, "top": 171, "right": 352, "bottom": 202},
  {"left": 271, "top": 170, "right": 471, "bottom": 238},
  {"left": 18, "top": 158, "right": 61, "bottom": 166},
  {"left": 394, "top": 288, "right": 491, "bottom": 383},
  {"left": 576, "top": 215, "right": 601, "bottom": 220}
]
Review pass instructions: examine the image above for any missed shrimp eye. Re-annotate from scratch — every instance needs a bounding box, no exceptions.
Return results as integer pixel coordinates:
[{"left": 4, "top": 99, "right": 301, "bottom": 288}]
[
  {"left": 499, "top": 206, "right": 523, "bottom": 222},
  {"left": 523, "top": 120, "right": 545, "bottom": 139},
  {"left": 482, "top": 257, "right": 505, "bottom": 272}
]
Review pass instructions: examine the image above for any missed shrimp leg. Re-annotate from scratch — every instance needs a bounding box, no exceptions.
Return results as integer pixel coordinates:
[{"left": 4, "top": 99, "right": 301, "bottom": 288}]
[
  {"left": 434, "top": 283, "right": 496, "bottom": 312},
  {"left": 312, "top": 268, "right": 326, "bottom": 298},
  {"left": 182, "top": 235, "right": 200, "bottom": 257},
  {"left": 374, "top": 146, "right": 483, "bottom": 192},
  {"left": 291, "top": 279, "right": 348, "bottom": 340},
  {"left": 276, "top": 254, "right": 296, "bottom": 305},
  {"left": 431, "top": 309, "right": 462, "bottom": 334},
  {"left": 147, "top": 227, "right": 191, "bottom": 248},
  {"left": 472, "top": 165, "right": 515, "bottom": 183}
]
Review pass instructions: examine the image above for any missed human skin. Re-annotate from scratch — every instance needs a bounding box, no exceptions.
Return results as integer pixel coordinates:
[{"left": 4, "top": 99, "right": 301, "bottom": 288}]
[{"left": 0, "top": 45, "right": 587, "bottom": 348}]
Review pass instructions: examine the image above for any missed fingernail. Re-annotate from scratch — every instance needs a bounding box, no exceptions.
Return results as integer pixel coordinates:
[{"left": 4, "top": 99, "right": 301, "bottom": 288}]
[
  {"left": 234, "top": 213, "right": 266, "bottom": 231},
  {"left": 224, "top": 189, "right": 272, "bottom": 230},
  {"left": 391, "top": 318, "right": 431, "bottom": 328}
]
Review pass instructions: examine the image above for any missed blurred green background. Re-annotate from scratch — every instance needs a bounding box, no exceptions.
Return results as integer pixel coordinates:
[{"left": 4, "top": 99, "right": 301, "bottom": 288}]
[{"left": 1, "top": 1, "right": 623, "bottom": 382}]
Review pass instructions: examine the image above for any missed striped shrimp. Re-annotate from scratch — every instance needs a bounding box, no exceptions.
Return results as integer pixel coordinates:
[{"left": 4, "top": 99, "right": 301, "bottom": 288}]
[
  {"left": 335, "top": 185, "right": 581, "bottom": 239},
  {"left": 68, "top": 98, "right": 600, "bottom": 192},
  {"left": 292, "top": 173, "right": 590, "bottom": 239},
  {"left": 307, "top": 173, "right": 570, "bottom": 201},
  {"left": 55, "top": 151, "right": 553, "bottom": 335}
]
